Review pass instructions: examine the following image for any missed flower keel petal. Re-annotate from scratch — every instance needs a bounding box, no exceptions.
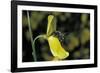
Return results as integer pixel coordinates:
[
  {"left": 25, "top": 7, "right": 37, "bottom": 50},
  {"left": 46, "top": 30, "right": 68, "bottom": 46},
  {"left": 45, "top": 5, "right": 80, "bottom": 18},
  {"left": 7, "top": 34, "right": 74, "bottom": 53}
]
[{"left": 47, "top": 36, "right": 69, "bottom": 60}]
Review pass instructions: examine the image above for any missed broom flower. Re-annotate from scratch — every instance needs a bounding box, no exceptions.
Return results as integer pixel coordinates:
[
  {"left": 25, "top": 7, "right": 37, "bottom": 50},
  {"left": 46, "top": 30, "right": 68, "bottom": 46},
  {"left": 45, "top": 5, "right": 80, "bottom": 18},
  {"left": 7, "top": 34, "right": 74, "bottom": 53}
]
[
  {"left": 46, "top": 15, "right": 69, "bottom": 60},
  {"left": 27, "top": 11, "right": 69, "bottom": 61}
]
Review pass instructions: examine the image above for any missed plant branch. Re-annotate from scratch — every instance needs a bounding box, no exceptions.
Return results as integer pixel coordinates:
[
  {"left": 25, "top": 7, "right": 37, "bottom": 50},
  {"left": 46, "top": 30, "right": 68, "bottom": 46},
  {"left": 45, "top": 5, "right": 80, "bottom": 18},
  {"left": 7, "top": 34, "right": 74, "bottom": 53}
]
[{"left": 27, "top": 11, "right": 37, "bottom": 61}]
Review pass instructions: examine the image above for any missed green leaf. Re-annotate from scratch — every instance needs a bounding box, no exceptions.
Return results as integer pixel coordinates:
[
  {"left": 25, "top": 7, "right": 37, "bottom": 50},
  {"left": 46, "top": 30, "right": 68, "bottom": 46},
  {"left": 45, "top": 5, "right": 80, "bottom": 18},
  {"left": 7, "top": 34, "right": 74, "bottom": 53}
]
[{"left": 46, "top": 15, "right": 57, "bottom": 36}]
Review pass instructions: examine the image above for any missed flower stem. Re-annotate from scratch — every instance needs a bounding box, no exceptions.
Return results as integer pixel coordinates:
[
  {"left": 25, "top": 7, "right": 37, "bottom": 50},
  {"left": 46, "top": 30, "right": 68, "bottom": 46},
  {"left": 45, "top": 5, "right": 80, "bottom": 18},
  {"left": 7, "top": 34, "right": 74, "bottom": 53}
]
[
  {"left": 27, "top": 11, "right": 37, "bottom": 61},
  {"left": 32, "top": 34, "right": 46, "bottom": 61},
  {"left": 27, "top": 11, "right": 47, "bottom": 61},
  {"left": 33, "top": 35, "right": 46, "bottom": 47}
]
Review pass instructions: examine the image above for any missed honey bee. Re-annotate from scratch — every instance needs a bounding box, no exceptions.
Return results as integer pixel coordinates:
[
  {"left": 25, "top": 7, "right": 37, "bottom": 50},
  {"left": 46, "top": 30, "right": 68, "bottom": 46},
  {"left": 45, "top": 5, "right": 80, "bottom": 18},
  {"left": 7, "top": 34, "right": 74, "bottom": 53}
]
[
  {"left": 52, "top": 31, "right": 70, "bottom": 45},
  {"left": 53, "top": 31, "right": 65, "bottom": 43}
]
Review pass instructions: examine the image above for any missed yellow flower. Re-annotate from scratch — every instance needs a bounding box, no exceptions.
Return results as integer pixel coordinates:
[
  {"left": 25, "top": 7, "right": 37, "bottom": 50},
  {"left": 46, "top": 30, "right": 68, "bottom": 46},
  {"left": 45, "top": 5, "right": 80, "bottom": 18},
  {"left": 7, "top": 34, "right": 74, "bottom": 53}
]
[
  {"left": 46, "top": 15, "right": 69, "bottom": 60},
  {"left": 31, "top": 14, "right": 69, "bottom": 61}
]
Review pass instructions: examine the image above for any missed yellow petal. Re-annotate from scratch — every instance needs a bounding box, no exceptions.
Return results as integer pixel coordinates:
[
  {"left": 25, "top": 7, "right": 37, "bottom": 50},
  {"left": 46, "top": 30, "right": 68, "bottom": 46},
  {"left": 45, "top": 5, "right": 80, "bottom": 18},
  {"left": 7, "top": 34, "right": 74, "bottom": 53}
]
[
  {"left": 46, "top": 15, "right": 56, "bottom": 36},
  {"left": 47, "top": 36, "right": 69, "bottom": 59}
]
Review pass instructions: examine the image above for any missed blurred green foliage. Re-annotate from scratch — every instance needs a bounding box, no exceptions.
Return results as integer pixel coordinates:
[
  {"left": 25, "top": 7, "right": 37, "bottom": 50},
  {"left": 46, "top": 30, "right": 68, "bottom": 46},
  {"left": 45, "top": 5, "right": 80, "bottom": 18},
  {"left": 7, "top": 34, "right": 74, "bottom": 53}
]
[
  {"left": 73, "top": 51, "right": 81, "bottom": 59},
  {"left": 80, "top": 28, "right": 90, "bottom": 45}
]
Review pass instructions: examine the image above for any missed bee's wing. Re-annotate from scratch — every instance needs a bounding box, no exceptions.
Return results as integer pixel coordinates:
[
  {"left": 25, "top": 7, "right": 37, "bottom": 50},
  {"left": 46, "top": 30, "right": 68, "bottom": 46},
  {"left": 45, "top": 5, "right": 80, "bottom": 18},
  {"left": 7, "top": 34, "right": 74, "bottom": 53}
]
[{"left": 46, "top": 15, "right": 57, "bottom": 36}]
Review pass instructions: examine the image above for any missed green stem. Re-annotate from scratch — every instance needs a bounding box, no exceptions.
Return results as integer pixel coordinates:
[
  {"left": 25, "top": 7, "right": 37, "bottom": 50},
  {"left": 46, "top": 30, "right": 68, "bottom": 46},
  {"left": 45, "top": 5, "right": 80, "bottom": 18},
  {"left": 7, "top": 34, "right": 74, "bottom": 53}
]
[
  {"left": 27, "top": 11, "right": 37, "bottom": 61},
  {"left": 32, "top": 34, "right": 47, "bottom": 61},
  {"left": 27, "top": 11, "right": 47, "bottom": 61}
]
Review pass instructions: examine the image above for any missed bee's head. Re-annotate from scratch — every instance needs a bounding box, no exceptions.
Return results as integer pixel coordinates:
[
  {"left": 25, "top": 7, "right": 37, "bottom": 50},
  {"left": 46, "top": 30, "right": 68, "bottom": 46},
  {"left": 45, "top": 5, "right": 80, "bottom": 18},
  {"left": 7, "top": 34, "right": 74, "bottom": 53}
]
[
  {"left": 52, "top": 31, "right": 70, "bottom": 46},
  {"left": 52, "top": 31, "right": 65, "bottom": 43}
]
